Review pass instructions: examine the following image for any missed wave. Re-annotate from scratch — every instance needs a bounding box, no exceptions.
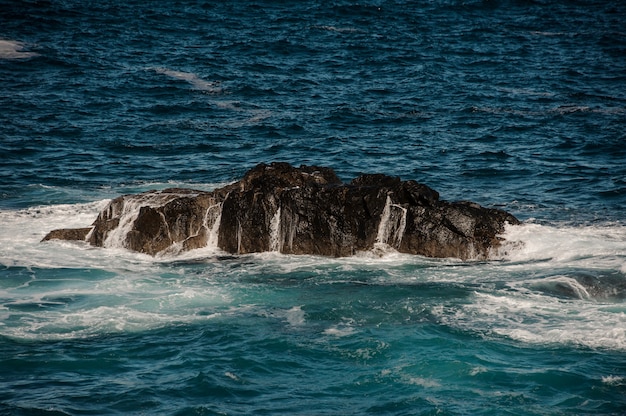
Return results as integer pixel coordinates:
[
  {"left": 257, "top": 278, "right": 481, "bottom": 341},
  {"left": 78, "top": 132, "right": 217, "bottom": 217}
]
[
  {"left": 1, "top": 202, "right": 625, "bottom": 350},
  {"left": 312, "top": 25, "right": 361, "bottom": 34},
  {"left": 0, "top": 198, "right": 228, "bottom": 270},
  {"left": 495, "top": 222, "right": 626, "bottom": 268},
  {"left": 435, "top": 290, "right": 626, "bottom": 351},
  {"left": 522, "top": 273, "right": 626, "bottom": 302},
  {"left": 151, "top": 67, "right": 223, "bottom": 93},
  {"left": 148, "top": 67, "right": 274, "bottom": 125},
  {"left": 471, "top": 104, "right": 626, "bottom": 117},
  {"left": 0, "top": 39, "right": 39, "bottom": 60},
  {"left": 2, "top": 201, "right": 625, "bottom": 269},
  {"left": 0, "top": 285, "right": 227, "bottom": 341}
]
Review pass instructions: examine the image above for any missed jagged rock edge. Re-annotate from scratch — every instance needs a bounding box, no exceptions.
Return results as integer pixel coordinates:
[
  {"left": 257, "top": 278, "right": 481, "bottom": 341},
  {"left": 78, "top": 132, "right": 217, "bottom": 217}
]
[{"left": 42, "top": 163, "right": 521, "bottom": 260}]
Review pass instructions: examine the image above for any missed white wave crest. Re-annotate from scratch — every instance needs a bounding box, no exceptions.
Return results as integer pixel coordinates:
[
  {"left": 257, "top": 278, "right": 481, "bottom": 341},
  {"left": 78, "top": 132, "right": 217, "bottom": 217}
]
[
  {"left": 0, "top": 258, "right": 231, "bottom": 341},
  {"left": 495, "top": 222, "right": 626, "bottom": 270},
  {"left": 602, "top": 375, "right": 625, "bottom": 386},
  {"left": 434, "top": 291, "right": 626, "bottom": 351},
  {"left": 0, "top": 303, "right": 223, "bottom": 342},
  {"left": 313, "top": 25, "right": 361, "bottom": 33},
  {"left": 324, "top": 318, "right": 357, "bottom": 337},
  {"left": 530, "top": 275, "right": 592, "bottom": 300},
  {"left": 0, "top": 200, "right": 163, "bottom": 270},
  {"left": 0, "top": 39, "right": 38, "bottom": 60},
  {"left": 152, "top": 67, "right": 222, "bottom": 93}
]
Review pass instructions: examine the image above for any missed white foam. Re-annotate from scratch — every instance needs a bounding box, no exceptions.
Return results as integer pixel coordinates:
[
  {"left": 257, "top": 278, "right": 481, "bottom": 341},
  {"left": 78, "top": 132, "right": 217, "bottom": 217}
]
[
  {"left": 284, "top": 306, "right": 306, "bottom": 326},
  {"left": 0, "top": 199, "right": 219, "bottom": 272},
  {"left": 255, "top": 305, "right": 307, "bottom": 327},
  {"left": 533, "top": 275, "right": 592, "bottom": 300},
  {"left": 324, "top": 318, "right": 357, "bottom": 337},
  {"left": 0, "top": 238, "right": 232, "bottom": 341},
  {"left": 3, "top": 199, "right": 625, "bottom": 350},
  {"left": 407, "top": 377, "right": 441, "bottom": 388},
  {"left": 0, "top": 200, "right": 107, "bottom": 268},
  {"left": 530, "top": 31, "right": 567, "bottom": 36},
  {"left": 0, "top": 304, "right": 223, "bottom": 341},
  {"left": 434, "top": 291, "right": 626, "bottom": 351},
  {"left": 323, "top": 325, "right": 357, "bottom": 337},
  {"left": 314, "top": 25, "right": 361, "bottom": 33},
  {"left": 0, "top": 39, "right": 38, "bottom": 60},
  {"left": 152, "top": 67, "right": 222, "bottom": 93},
  {"left": 224, "top": 372, "right": 240, "bottom": 381},
  {"left": 601, "top": 375, "right": 625, "bottom": 386},
  {"left": 469, "top": 366, "right": 488, "bottom": 376},
  {"left": 495, "top": 222, "right": 626, "bottom": 269}
]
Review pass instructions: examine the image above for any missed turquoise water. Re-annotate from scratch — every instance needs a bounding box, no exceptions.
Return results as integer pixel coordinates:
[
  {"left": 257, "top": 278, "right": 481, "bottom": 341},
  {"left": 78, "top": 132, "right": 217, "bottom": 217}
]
[{"left": 1, "top": 1, "right": 625, "bottom": 414}]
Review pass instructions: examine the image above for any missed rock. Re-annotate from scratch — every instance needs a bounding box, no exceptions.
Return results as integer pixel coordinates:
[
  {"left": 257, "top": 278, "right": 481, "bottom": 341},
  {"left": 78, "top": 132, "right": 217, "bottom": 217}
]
[
  {"left": 41, "top": 227, "right": 93, "bottom": 242},
  {"left": 86, "top": 189, "right": 224, "bottom": 255},
  {"left": 42, "top": 162, "right": 520, "bottom": 259}
]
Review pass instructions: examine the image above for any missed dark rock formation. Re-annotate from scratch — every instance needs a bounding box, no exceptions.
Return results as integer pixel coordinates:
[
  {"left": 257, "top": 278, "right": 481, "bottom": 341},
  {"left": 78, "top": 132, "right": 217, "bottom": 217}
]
[
  {"left": 42, "top": 227, "right": 92, "bottom": 242},
  {"left": 42, "top": 162, "right": 520, "bottom": 260}
]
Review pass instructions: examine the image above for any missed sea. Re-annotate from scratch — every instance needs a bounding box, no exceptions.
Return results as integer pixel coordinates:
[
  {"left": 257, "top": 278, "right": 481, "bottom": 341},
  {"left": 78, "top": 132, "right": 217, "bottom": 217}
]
[{"left": 1, "top": 0, "right": 625, "bottom": 414}]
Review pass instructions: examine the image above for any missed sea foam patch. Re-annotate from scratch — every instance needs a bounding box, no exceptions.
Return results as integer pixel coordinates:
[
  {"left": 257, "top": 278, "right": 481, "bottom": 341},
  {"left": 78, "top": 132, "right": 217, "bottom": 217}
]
[
  {"left": 152, "top": 67, "right": 223, "bottom": 93},
  {"left": 434, "top": 291, "right": 626, "bottom": 351},
  {"left": 0, "top": 261, "right": 232, "bottom": 341},
  {"left": 0, "top": 39, "right": 38, "bottom": 60},
  {"left": 0, "top": 200, "right": 108, "bottom": 269},
  {"left": 495, "top": 222, "right": 626, "bottom": 270}
]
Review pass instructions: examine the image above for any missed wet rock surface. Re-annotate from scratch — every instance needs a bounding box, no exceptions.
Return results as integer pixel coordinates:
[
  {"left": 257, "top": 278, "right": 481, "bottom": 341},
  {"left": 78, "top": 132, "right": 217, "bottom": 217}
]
[{"left": 43, "top": 163, "right": 520, "bottom": 259}]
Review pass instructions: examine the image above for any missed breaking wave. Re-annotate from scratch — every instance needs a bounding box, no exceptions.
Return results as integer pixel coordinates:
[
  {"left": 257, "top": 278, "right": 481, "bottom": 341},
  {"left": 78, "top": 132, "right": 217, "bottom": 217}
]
[{"left": 0, "top": 201, "right": 624, "bottom": 351}]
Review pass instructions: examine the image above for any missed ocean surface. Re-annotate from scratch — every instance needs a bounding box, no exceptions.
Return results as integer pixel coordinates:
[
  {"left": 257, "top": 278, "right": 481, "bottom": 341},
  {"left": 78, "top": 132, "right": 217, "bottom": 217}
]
[{"left": 1, "top": 0, "right": 625, "bottom": 414}]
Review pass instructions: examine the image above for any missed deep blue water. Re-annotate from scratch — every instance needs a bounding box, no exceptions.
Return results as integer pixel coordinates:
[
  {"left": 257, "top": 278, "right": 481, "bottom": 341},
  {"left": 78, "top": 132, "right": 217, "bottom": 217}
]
[{"left": 1, "top": 1, "right": 626, "bottom": 414}]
